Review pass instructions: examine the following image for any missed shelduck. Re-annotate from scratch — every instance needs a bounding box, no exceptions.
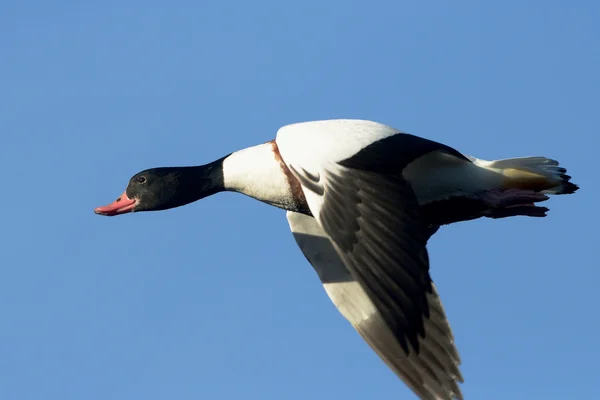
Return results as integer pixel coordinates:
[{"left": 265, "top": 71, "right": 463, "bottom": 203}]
[{"left": 95, "top": 119, "right": 578, "bottom": 400}]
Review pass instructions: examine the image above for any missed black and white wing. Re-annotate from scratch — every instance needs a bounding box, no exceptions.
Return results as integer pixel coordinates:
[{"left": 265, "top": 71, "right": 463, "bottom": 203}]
[
  {"left": 277, "top": 120, "right": 463, "bottom": 399},
  {"left": 286, "top": 212, "right": 462, "bottom": 400}
]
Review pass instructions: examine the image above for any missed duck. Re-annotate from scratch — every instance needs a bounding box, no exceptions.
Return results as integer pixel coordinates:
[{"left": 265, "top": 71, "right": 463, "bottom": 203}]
[{"left": 94, "top": 119, "right": 578, "bottom": 400}]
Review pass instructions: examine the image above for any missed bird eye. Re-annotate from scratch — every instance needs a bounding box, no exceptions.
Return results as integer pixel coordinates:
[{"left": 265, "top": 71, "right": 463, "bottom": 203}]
[{"left": 137, "top": 176, "right": 147, "bottom": 184}]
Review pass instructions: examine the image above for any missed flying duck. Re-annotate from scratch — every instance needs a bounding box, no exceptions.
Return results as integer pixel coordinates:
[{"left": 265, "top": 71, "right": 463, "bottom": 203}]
[{"left": 95, "top": 119, "right": 578, "bottom": 400}]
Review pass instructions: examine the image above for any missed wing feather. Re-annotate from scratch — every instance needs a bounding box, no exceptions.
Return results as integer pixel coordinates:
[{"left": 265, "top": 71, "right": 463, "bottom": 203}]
[
  {"left": 286, "top": 212, "right": 463, "bottom": 400},
  {"left": 309, "top": 166, "right": 432, "bottom": 353},
  {"left": 277, "top": 120, "right": 465, "bottom": 398}
]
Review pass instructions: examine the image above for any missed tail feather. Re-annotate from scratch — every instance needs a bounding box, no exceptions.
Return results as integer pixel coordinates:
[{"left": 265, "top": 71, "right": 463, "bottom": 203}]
[{"left": 467, "top": 155, "right": 579, "bottom": 195}]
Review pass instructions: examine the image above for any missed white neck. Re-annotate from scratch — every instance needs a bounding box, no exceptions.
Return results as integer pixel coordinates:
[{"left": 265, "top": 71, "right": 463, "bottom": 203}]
[{"left": 222, "top": 142, "right": 296, "bottom": 210}]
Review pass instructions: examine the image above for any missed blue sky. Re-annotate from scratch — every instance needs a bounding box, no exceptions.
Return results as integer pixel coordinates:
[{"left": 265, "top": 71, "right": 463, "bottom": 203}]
[{"left": 1, "top": 1, "right": 598, "bottom": 399}]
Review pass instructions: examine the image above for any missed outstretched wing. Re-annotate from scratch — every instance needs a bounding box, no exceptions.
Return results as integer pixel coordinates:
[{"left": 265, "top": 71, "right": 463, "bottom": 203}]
[
  {"left": 276, "top": 119, "right": 465, "bottom": 398},
  {"left": 288, "top": 163, "right": 433, "bottom": 355},
  {"left": 287, "top": 211, "right": 463, "bottom": 400},
  {"left": 277, "top": 120, "right": 448, "bottom": 355}
]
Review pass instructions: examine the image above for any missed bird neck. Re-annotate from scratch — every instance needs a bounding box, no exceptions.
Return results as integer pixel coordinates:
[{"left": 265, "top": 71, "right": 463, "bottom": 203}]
[{"left": 166, "top": 157, "right": 228, "bottom": 208}]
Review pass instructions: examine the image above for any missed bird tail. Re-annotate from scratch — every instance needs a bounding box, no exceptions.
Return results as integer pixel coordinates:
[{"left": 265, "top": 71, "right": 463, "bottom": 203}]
[{"left": 467, "top": 155, "right": 579, "bottom": 195}]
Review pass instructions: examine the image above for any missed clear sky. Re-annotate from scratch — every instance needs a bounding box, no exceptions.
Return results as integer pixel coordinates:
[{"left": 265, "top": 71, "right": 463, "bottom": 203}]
[{"left": 1, "top": 1, "right": 598, "bottom": 399}]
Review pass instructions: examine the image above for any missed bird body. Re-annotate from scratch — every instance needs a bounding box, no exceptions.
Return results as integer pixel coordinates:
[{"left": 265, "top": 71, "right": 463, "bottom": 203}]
[{"left": 95, "top": 119, "right": 578, "bottom": 400}]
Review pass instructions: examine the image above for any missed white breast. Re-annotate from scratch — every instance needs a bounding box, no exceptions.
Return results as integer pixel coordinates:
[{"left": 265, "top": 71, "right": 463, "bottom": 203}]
[{"left": 222, "top": 142, "right": 295, "bottom": 209}]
